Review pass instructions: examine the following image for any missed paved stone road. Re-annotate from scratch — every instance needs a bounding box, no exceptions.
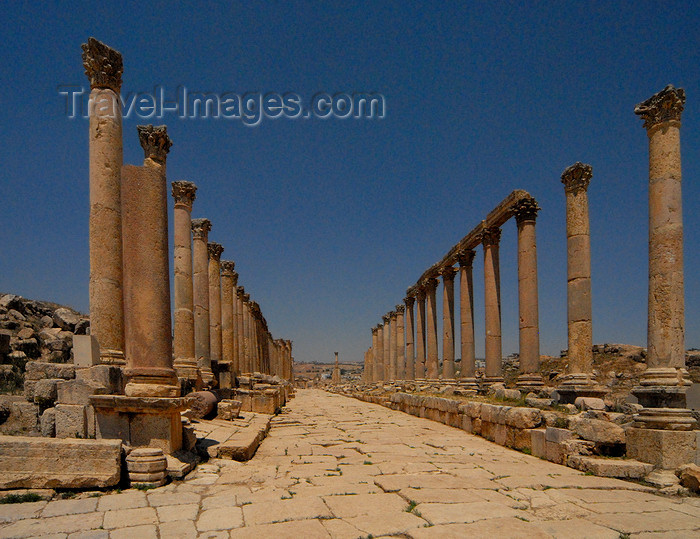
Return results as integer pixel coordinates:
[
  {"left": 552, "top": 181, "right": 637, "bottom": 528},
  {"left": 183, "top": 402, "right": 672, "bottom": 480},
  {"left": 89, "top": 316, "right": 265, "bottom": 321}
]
[{"left": 2, "top": 389, "right": 700, "bottom": 538}]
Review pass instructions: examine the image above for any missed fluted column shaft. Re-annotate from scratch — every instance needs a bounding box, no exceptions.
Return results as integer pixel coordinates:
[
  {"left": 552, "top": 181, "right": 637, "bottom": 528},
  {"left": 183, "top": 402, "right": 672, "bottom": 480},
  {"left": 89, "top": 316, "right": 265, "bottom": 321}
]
[
  {"left": 404, "top": 297, "right": 415, "bottom": 380},
  {"left": 425, "top": 278, "right": 439, "bottom": 380},
  {"left": 483, "top": 227, "right": 502, "bottom": 381}
]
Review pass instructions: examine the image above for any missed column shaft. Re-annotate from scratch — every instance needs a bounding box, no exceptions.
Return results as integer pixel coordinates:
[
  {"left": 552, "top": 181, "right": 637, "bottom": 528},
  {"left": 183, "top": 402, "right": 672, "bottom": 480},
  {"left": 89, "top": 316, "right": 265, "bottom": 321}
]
[
  {"left": 458, "top": 251, "right": 476, "bottom": 379},
  {"left": 415, "top": 291, "right": 426, "bottom": 379},
  {"left": 425, "top": 278, "right": 439, "bottom": 380},
  {"left": 192, "top": 218, "right": 214, "bottom": 385},
  {"left": 404, "top": 297, "right": 415, "bottom": 380},
  {"left": 483, "top": 227, "right": 502, "bottom": 381},
  {"left": 375, "top": 325, "right": 384, "bottom": 381},
  {"left": 208, "top": 243, "right": 224, "bottom": 377},
  {"left": 396, "top": 306, "right": 405, "bottom": 380},
  {"left": 441, "top": 268, "right": 456, "bottom": 379}
]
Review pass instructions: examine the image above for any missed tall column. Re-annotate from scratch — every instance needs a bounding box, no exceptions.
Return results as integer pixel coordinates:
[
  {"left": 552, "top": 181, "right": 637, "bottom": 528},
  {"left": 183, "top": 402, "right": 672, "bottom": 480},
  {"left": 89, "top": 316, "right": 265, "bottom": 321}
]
[
  {"left": 633, "top": 85, "right": 695, "bottom": 429},
  {"left": 122, "top": 125, "right": 178, "bottom": 396},
  {"left": 192, "top": 218, "right": 214, "bottom": 386},
  {"left": 395, "top": 305, "right": 406, "bottom": 380},
  {"left": 371, "top": 327, "right": 379, "bottom": 382},
  {"left": 208, "top": 243, "right": 224, "bottom": 379},
  {"left": 457, "top": 250, "right": 477, "bottom": 387},
  {"left": 236, "top": 287, "right": 245, "bottom": 375},
  {"left": 440, "top": 267, "right": 457, "bottom": 380},
  {"left": 415, "top": 288, "right": 427, "bottom": 379},
  {"left": 220, "top": 260, "right": 236, "bottom": 389},
  {"left": 559, "top": 163, "right": 602, "bottom": 401},
  {"left": 389, "top": 311, "right": 398, "bottom": 381},
  {"left": 404, "top": 296, "right": 415, "bottom": 380},
  {"left": 374, "top": 324, "right": 384, "bottom": 381},
  {"left": 230, "top": 271, "right": 240, "bottom": 375},
  {"left": 82, "top": 38, "right": 125, "bottom": 366},
  {"left": 483, "top": 227, "right": 503, "bottom": 384},
  {"left": 425, "top": 277, "right": 439, "bottom": 380},
  {"left": 514, "top": 197, "right": 544, "bottom": 391},
  {"left": 243, "top": 294, "right": 252, "bottom": 372},
  {"left": 171, "top": 181, "right": 198, "bottom": 382},
  {"left": 382, "top": 315, "right": 391, "bottom": 381}
]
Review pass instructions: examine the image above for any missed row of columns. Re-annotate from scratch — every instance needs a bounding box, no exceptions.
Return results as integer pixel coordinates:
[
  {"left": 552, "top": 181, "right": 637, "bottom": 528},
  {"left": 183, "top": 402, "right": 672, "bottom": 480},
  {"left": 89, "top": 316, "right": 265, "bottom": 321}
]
[
  {"left": 365, "top": 195, "right": 542, "bottom": 391},
  {"left": 83, "top": 37, "right": 293, "bottom": 399},
  {"left": 364, "top": 84, "right": 694, "bottom": 429},
  {"left": 170, "top": 186, "right": 294, "bottom": 388}
]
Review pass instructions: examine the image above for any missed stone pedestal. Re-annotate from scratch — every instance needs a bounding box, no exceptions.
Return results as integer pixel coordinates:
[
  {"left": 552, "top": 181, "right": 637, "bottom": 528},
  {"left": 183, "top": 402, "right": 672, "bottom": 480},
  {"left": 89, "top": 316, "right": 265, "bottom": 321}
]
[
  {"left": 91, "top": 395, "right": 190, "bottom": 454},
  {"left": 632, "top": 85, "right": 695, "bottom": 429},
  {"left": 514, "top": 197, "right": 544, "bottom": 392},
  {"left": 627, "top": 427, "right": 697, "bottom": 470},
  {"left": 404, "top": 296, "right": 415, "bottom": 380},
  {"left": 82, "top": 38, "right": 125, "bottom": 366},
  {"left": 192, "top": 218, "right": 214, "bottom": 386},
  {"left": 483, "top": 227, "right": 503, "bottom": 385},
  {"left": 559, "top": 163, "right": 604, "bottom": 403},
  {"left": 126, "top": 447, "right": 167, "bottom": 487},
  {"left": 440, "top": 267, "right": 457, "bottom": 380},
  {"left": 457, "top": 250, "right": 478, "bottom": 389},
  {"left": 424, "top": 277, "right": 439, "bottom": 380}
]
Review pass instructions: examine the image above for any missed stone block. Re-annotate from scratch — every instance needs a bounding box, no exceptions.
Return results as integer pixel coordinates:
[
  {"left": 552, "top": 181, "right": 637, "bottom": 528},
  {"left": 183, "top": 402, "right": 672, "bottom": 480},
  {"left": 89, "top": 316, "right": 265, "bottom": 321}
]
[
  {"left": 55, "top": 404, "right": 87, "bottom": 438},
  {"left": 33, "top": 378, "right": 60, "bottom": 407},
  {"left": 676, "top": 463, "right": 700, "bottom": 493},
  {"left": 568, "top": 416, "right": 625, "bottom": 444},
  {"left": 575, "top": 397, "right": 606, "bottom": 411},
  {"left": 52, "top": 308, "right": 80, "bottom": 331},
  {"left": 4, "top": 400, "right": 39, "bottom": 434},
  {"left": 504, "top": 407, "right": 542, "bottom": 429},
  {"left": 0, "top": 332, "right": 10, "bottom": 355},
  {"left": 76, "top": 365, "right": 123, "bottom": 394},
  {"left": 57, "top": 379, "right": 108, "bottom": 405},
  {"left": 493, "top": 423, "right": 508, "bottom": 446},
  {"left": 23, "top": 379, "right": 37, "bottom": 402},
  {"left": 40, "top": 407, "right": 56, "bottom": 437},
  {"left": 545, "top": 441, "right": 567, "bottom": 464},
  {"left": 252, "top": 393, "right": 277, "bottom": 415},
  {"left": 531, "top": 428, "right": 546, "bottom": 458},
  {"left": 72, "top": 335, "right": 100, "bottom": 368},
  {"left": 545, "top": 426, "right": 574, "bottom": 443},
  {"left": 461, "top": 414, "right": 473, "bottom": 433},
  {"left": 25, "top": 361, "right": 75, "bottom": 381},
  {"left": 129, "top": 412, "right": 183, "bottom": 454},
  {"left": 567, "top": 456, "right": 653, "bottom": 478},
  {"left": 217, "top": 399, "right": 242, "bottom": 420},
  {"left": 0, "top": 435, "right": 121, "bottom": 488},
  {"left": 627, "top": 427, "right": 697, "bottom": 469}
]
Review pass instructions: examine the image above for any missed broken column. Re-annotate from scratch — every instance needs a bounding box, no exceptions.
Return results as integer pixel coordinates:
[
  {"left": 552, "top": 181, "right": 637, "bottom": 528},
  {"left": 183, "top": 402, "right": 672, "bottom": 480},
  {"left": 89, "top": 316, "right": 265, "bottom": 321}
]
[
  {"left": 208, "top": 242, "right": 224, "bottom": 380},
  {"left": 220, "top": 260, "right": 236, "bottom": 389},
  {"left": 191, "top": 218, "right": 215, "bottom": 386},
  {"left": 82, "top": 37, "right": 125, "bottom": 365},
  {"left": 559, "top": 163, "right": 603, "bottom": 402},
  {"left": 171, "top": 181, "right": 198, "bottom": 383},
  {"left": 483, "top": 227, "right": 503, "bottom": 385},
  {"left": 457, "top": 250, "right": 477, "bottom": 389},
  {"left": 440, "top": 266, "right": 457, "bottom": 380},
  {"left": 415, "top": 287, "right": 427, "bottom": 379},
  {"left": 630, "top": 85, "right": 696, "bottom": 442},
  {"left": 425, "top": 277, "right": 439, "bottom": 380},
  {"left": 513, "top": 197, "right": 544, "bottom": 392},
  {"left": 404, "top": 296, "right": 415, "bottom": 380}
]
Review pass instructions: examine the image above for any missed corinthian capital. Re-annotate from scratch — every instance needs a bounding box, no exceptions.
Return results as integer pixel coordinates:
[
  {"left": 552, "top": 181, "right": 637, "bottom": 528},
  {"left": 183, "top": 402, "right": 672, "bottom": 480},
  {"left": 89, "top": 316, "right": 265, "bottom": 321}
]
[
  {"left": 171, "top": 181, "right": 197, "bottom": 207},
  {"left": 513, "top": 196, "right": 540, "bottom": 224},
  {"left": 207, "top": 242, "right": 224, "bottom": 260},
  {"left": 382, "top": 314, "right": 391, "bottom": 323},
  {"left": 191, "top": 218, "right": 211, "bottom": 240},
  {"left": 220, "top": 260, "right": 236, "bottom": 275},
  {"left": 456, "top": 249, "right": 475, "bottom": 268},
  {"left": 440, "top": 266, "right": 457, "bottom": 281},
  {"left": 236, "top": 286, "right": 245, "bottom": 298},
  {"left": 81, "top": 37, "right": 123, "bottom": 93},
  {"left": 481, "top": 227, "right": 501, "bottom": 247},
  {"left": 137, "top": 125, "right": 172, "bottom": 163},
  {"left": 423, "top": 276, "right": 439, "bottom": 290},
  {"left": 635, "top": 85, "right": 685, "bottom": 130},
  {"left": 561, "top": 162, "right": 592, "bottom": 195},
  {"left": 404, "top": 295, "right": 415, "bottom": 308},
  {"left": 395, "top": 304, "right": 406, "bottom": 314}
]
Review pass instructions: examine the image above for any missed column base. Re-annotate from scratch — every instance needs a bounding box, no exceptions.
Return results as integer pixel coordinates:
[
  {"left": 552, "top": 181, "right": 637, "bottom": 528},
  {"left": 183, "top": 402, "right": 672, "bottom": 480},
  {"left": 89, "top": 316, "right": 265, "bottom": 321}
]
[
  {"left": 457, "top": 377, "right": 479, "bottom": 390},
  {"left": 173, "top": 360, "right": 199, "bottom": 382},
  {"left": 626, "top": 426, "right": 698, "bottom": 469},
  {"left": 199, "top": 367, "right": 216, "bottom": 388},
  {"left": 516, "top": 373, "right": 545, "bottom": 394},
  {"left": 556, "top": 373, "right": 606, "bottom": 404},
  {"left": 632, "top": 368, "right": 692, "bottom": 408},
  {"left": 632, "top": 407, "right": 697, "bottom": 431},
  {"left": 90, "top": 395, "right": 192, "bottom": 454},
  {"left": 100, "top": 349, "right": 125, "bottom": 366}
]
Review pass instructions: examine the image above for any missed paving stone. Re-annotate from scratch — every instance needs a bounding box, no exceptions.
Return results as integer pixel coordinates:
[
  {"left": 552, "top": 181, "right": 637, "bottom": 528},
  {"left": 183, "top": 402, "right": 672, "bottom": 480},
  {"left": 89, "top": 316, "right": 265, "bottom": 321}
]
[
  {"left": 95, "top": 491, "right": 147, "bottom": 511},
  {"left": 0, "top": 512, "right": 104, "bottom": 536},
  {"left": 147, "top": 491, "right": 201, "bottom": 507},
  {"left": 241, "top": 496, "right": 332, "bottom": 526},
  {"left": 195, "top": 507, "right": 244, "bottom": 531},
  {"left": 109, "top": 524, "right": 158, "bottom": 539},
  {"left": 42, "top": 497, "right": 98, "bottom": 517},
  {"left": 102, "top": 507, "right": 157, "bottom": 529},
  {"left": 157, "top": 520, "right": 197, "bottom": 539},
  {"left": 416, "top": 500, "right": 522, "bottom": 525},
  {"left": 406, "top": 516, "right": 551, "bottom": 538},
  {"left": 535, "top": 518, "right": 620, "bottom": 538},
  {"left": 322, "top": 492, "right": 406, "bottom": 517},
  {"left": 229, "top": 518, "right": 331, "bottom": 538},
  {"left": 344, "top": 511, "right": 428, "bottom": 535},
  {"left": 66, "top": 531, "right": 109, "bottom": 539},
  {"left": 0, "top": 500, "right": 46, "bottom": 523},
  {"left": 156, "top": 503, "right": 199, "bottom": 522}
]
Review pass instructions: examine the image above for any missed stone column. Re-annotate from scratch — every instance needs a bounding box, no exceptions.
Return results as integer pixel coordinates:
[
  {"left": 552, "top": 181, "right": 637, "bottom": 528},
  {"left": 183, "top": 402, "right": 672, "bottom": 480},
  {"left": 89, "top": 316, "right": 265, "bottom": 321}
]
[
  {"left": 171, "top": 181, "right": 198, "bottom": 382},
  {"left": 389, "top": 311, "right": 398, "bottom": 381},
  {"left": 514, "top": 198, "right": 544, "bottom": 392},
  {"left": 230, "top": 272, "right": 240, "bottom": 375},
  {"left": 440, "top": 267, "right": 457, "bottom": 380},
  {"left": 332, "top": 352, "right": 341, "bottom": 384},
  {"left": 425, "top": 277, "right": 439, "bottom": 380},
  {"left": 370, "top": 327, "right": 379, "bottom": 382},
  {"left": 374, "top": 324, "right": 384, "bottom": 381},
  {"left": 632, "top": 85, "right": 695, "bottom": 430},
  {"left": 243, "top": 294, "right": 252, "bottom": 373},
  {"left": 483, "top": 227, "right": 503, "bottom": 385},
  {"left": 395, "top": 305, "right": 406, "bottom": 380},
  {"left": 82, "top": 38, "right": 125, "bottom": 365},
  {"left": 236, "top": 287, "right": 245, "bottom": 374},
  {"left": 220, "top": 260, "right": 236, "bottom": 389},
  {"left": 415, "top": 287, "right": 427, "bottom": 379},
  {"left": 559, "top": 163, "right": 602, "bottom": 402},
  {"left": 457, "top": 250, "right": 477, "bottom": 388},
  {"left": 192, "top": 218, "right": 214, "bottom": 386},
  {"left": 382, "top": 315, "right": 391, "bottom": 381},
  {"left": 208, "top": 243, "right": 224, "bottom": 381},
  {"left": 122, "top": 125, "right": 178, "bottom": 397},
  {"left": 404, "top": 296, "right": 415, "bottom": 380}
]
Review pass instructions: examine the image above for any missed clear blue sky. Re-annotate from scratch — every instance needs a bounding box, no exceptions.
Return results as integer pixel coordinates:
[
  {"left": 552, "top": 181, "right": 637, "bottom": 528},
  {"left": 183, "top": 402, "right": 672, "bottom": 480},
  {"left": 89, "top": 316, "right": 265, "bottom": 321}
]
[{"left": 1, "top": 1, "right": 699, "bottom": 364}]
